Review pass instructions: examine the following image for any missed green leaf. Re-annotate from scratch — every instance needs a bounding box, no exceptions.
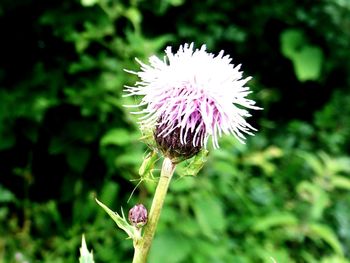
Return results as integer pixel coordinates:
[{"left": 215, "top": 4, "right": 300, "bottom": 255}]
[
  {"left": 308, "top": 223, "right": 344, "bottom": 256},
  {"left": 331, "top": 175, "right": 350, "bottom": 190},
  {"left": 281, "top": 29, "right": 305, "bottom": 58},
  {"left": 66, "top": 147, "right": 90, "bottom": 173},
  {"left": 95, "top": 198, "right": 139, "bottom": 240},
  {"left": 115, "top": 152, "right": 144, "bottom": 166},
  {"left": 212, "top": 161, "right": 237, "bottom": 176},
  {"left": 100, "top": 128, "right": 137, "bottom": 146},
  {"left": 80, "top": 0, "right": 98, "bottom": 6},
  {"left": 171, "top": 177, "right": 196, "bottom": 192},
  {"left": 298, "top": 151, "right": 324, "bottom": 176},
  {"left": 0, "top": 185, "right": 15, "bottom": 203},
  {"left": 177, "top": 149, "right": 209, "bottom": 177},
  {"left": 192, "top": 194, "right": 226, "bottom": 239},
  {"left": 253, "top": 213, "right": 298, "bottom": 232},
  {"left": 280, "top": 28, "right": 324, "bottom": 82},
  {"left": 100, "top": 182, "right": 119, "bottom": 207},
  {"left": 124, "top": 7, "right": 142, "bottom": 31},
  {"left": 321, "top": 255, "right": 350, "bottom": 263},
  {"left": 148, "top": 231, "right": 192, "bottom": 263},
  {"left": 326, "top": 155, "right": 350, "bottom": 174},
  {"left": 169, "top": 0, "right": 185, "bottom": 6},
  {"left": 79, "top": 235, "right": 95, "bottom": 263},
  {"left": 293, "top": 45, "right": 323, "bottom": 82},
  {"left": 297, "top": 181, "right": 330, "bottom": 220}
]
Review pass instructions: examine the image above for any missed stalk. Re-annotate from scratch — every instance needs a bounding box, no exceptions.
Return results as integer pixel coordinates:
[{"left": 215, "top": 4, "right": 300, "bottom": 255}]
[{"left": 132, "top": 157, "right": 176, "bottom": 263}]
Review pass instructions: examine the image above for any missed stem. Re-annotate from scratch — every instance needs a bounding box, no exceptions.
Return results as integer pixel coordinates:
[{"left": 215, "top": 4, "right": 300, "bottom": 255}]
[{"left": 132, "top": 157, "right": 176, "bottom": 263}]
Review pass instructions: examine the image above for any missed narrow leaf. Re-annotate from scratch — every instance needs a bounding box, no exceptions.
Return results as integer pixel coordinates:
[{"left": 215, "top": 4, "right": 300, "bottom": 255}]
[
  {"left": 79, "top": 235, "right": 95, "bottom": 263},
  {"left": 95, "top": 198, "right": 138, "bottom": 239},
  {"left": 308, "top": 223, "right": 344, "bottom": 256},
  {"left": 253, "top": 213, "right": 298, "bottom": 232},
  {"left": 331, "top": 175, "right": 350, "bottom": 190}
]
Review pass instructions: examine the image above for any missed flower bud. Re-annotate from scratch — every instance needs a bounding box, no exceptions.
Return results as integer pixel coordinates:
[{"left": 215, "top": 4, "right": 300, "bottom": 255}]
[
  {"left": 154, "top": 119, "right": 202, "bottom": 162},
  {"left": 128, "top": 204, "right": 148, "bottom": 228}
]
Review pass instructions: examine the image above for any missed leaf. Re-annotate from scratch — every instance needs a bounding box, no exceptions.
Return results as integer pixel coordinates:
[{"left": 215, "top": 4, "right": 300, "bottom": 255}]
[
  {"left": 326, "top": 155, "right": 350, "bottom": 174},
  {"left": 125, "top": 7, "right": 142, "bottom": 31},
  {"left": 280, "top": 29, "right": 305, "bottom": 58},
  {"left": 148, "top": 231, "right": 192, "bottom": 263},
  {"left": 178, "top": 149, "right": 209, "bottom": 177},
  {"left": 331, "top": 175, "right": 350, "bottom": 190},
  {"left": 0, "top": 185, "right": 15, "bottom": 203},
  {"left": 297, "top": 181, "right": 330, "bottom": 220},
  {"left": 100, "top": 182, "right": 119, "bottom": 207},
  {"left": 192, "top": 194, "right": 226, "bottom": 239},
  {"left": 244, "top": 146, "right": 283, "bottom": 175},
  {"left": 66, "top": 147, "right": 90, "bottom": 173},
  {"left": 80, "top": 0, "right": 98, "bottom": 7},
  {"left": 293, "top": 45, "right": 323, "bottom": 82},
  {"left": 171, "top": 177, "right": 196, "bottom": 192},
  {"left": 308, "top": 223, "right": 344, "bottom": 256},
  {"left": 115, "top": 152, "right": 144, "bottom": 166},
  {"left": 280, "top": 28, "right": 324, "bottom": 82},
  {"left": 100, "top": 129, "right": 137, "bottom": 146},
  {"left": 298, "top": 151, "right": 324, "bottom": 176},
  {"left": 253, "top": 213, "right": 298, "bottom": 232},
  {"left": 79, "top": 235, "right": 95, "bottom": 263},
  {"left": 212, "top": 160, "right": 238, "bottom": 176},
  {"left": 321, "top": 255, "right": 350, "bottom": 263},
  {"left": 95, "top": 198, "right": 139, "bottom": 240}
]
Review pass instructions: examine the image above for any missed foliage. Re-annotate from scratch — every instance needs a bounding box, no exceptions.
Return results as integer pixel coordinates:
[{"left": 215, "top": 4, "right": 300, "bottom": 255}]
[
  {"left": 79, "top": 235, "right": 95, "bottom": 263},
  {"left": 1, "top": 0, "right": 350, "bottom": 262}
]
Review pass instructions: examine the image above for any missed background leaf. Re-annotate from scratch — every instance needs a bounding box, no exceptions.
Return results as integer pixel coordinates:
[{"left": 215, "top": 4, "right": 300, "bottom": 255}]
[{"left": 1, "top": 0, "right": 350, "bottom": 262}]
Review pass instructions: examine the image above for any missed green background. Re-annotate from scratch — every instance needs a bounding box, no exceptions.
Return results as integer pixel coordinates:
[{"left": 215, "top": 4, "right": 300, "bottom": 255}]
[{"left": 1, "top": 0, "right": 350, "bottom": 262}]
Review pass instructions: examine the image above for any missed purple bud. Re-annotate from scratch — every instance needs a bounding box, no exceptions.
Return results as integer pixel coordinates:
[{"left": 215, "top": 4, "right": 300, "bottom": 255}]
[
  {"left": 128, "top": 204, "right": 148, "bottom": 228},
  {"left": 155, "top": 118, "right": 202, "bottom": 162}
]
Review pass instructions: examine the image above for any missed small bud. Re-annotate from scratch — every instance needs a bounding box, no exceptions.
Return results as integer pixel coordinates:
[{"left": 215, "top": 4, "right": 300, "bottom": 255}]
[{"left": 128, "top": 204, "right": 148, "bottom": 228}]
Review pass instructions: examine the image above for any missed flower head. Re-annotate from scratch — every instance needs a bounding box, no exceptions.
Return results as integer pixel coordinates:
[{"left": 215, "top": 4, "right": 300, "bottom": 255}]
[{"left": 124, "top": 43, "right": 260, "bottom": 158}]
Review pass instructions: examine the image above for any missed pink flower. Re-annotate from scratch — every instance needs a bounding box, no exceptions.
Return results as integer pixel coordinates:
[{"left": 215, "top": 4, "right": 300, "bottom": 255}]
[{"left": 124, "top": 43, "right": 260, "bottom": 151}]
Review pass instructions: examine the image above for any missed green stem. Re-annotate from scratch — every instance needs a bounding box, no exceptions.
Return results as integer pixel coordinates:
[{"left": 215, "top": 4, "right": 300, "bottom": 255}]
[{"left": 132, "top": 157, "right": 176, "bottom": 263}]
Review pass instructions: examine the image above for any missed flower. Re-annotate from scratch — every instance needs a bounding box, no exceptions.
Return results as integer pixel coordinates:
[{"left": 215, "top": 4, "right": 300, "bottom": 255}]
[{"left": 124, "top": 43, "right": 260, "bottom": 157}]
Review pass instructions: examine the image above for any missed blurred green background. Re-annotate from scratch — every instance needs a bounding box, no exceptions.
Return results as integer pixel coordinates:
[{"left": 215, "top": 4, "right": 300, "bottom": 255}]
[{"left": 1, "top": 0, "right": 350, "bottom": 262}]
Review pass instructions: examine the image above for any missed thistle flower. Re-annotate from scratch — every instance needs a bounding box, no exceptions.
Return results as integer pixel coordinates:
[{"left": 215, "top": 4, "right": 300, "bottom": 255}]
[{"left": 124, "top": 43, "right": 260, "bottom": 159}]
